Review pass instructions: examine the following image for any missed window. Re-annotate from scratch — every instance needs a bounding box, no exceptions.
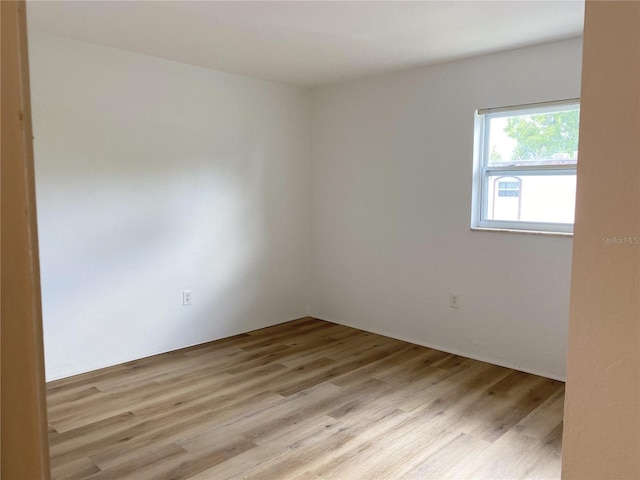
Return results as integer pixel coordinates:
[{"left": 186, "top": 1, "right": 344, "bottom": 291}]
[{"left": 472, "top": 100, "right": 580, "bottom": 233}]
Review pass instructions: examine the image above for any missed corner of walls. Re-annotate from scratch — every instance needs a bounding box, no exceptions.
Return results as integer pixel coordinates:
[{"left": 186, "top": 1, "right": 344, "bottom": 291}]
[{"left": 31, "top": 29, "right": 582, "bottom": 382}]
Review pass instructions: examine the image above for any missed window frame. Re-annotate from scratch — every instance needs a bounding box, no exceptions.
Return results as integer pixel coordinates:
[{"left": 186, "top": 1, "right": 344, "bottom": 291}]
[{"left": 472, "top": 99, "right": 580, "bottom": 234}]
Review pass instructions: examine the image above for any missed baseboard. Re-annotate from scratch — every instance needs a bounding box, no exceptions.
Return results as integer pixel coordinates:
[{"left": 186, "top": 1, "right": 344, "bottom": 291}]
[
  {"left": 310, "top": 315, "right": 566, "bottom": 382},
  {"left": 46, "top": 315, "right": 313, "bottom": 384}
]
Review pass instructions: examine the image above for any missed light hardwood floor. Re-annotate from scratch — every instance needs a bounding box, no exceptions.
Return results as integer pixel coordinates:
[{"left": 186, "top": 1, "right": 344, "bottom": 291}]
[{"left": 47, "top": 318, "right": 564, "bottom": 480}]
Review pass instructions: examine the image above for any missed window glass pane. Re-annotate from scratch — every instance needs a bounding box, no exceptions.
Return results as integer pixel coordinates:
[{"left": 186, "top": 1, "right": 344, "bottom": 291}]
[
  {"left": 487, "top": 107, "right": 580, "bottom": 166},
  {"left": 486, "top": 174, "right": 576, "bottom": 223}
]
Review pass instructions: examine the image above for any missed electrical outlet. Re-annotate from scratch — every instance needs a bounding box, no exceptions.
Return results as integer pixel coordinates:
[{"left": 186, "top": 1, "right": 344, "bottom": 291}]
[
  {"left": 449, "top": 293, "right": 460, "bottom": 309},
  {"left": 183, "top": 290, "right": 192, "bottom": 306}
]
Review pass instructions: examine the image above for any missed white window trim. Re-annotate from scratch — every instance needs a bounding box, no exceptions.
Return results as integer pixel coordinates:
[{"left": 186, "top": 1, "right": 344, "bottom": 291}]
[{"left": 471, "top": 99, "right": 580, "bottom": 234}]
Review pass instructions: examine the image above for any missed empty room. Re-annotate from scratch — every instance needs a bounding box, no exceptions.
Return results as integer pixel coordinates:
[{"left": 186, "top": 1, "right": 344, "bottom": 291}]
[{"left": 2, "top": 1, "right": 638, "bottom": 479}]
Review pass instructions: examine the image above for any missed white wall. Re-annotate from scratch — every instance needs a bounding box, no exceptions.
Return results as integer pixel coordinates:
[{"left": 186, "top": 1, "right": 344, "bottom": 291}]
[
  {"left": 31, "top": 32, "right": 582, "bottom": 383},
  {"left": 29, "top": 33, "right": 311, "bottom": 380},
  {"left": 310, "top": 38, "right": 583, "bottom": 380}
]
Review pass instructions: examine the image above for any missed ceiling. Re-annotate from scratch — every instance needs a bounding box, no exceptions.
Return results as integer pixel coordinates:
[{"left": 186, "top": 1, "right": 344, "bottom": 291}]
[{"left": 26, "top": 1, "right": 585, "bottom": 88}]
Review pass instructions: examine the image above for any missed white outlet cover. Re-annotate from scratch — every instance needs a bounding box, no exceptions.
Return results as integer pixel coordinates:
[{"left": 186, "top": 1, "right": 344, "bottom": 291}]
[
  {"left": 183, "top": 290, "right": 192, "bottom": 306},
  {"left": 449, "top": 293, "right": 460, "bottom": 309}
]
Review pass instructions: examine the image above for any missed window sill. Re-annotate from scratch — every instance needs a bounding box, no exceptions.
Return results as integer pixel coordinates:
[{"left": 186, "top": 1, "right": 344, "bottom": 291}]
[{"left": 470, "top": 227, "right": 573, "bottom": 237}]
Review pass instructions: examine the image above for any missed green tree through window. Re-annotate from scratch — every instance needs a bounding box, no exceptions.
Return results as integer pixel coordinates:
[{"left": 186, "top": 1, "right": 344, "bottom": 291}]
[{"left": 504, "top": 110, "right": 580, "bottom": 160}]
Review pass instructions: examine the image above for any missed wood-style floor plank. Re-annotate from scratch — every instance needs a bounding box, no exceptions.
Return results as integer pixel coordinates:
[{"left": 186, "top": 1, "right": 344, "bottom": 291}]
[{"left": 47, "top": 317, "right": 564, "bottom": 479}]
